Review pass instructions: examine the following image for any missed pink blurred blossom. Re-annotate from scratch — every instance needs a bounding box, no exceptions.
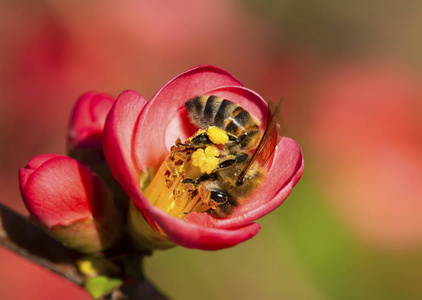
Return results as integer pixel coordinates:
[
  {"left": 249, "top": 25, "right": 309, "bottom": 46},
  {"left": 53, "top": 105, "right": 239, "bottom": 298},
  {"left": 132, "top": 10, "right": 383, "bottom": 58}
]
[{"left": 308, "top": 61, "right": 422, "bottom": 251}]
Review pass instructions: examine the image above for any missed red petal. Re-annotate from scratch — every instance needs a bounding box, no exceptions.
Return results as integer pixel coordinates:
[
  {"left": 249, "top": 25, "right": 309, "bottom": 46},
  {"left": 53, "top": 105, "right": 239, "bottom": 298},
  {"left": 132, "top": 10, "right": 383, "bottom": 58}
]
[
  {"left": 18, "top": 168, "right": 33, "bottom": 195},
  {"left": 22, "top": 155, "right": 94, "bottom": 228},
  {"left": 19, "top": 154, "right": 59, "bottom": 194},
  {"left": 102, "top": 90, "right": 157, "bottom": 224},
  {"left": 134, "top": 65, "right": 244, "bottom": 171},
  {"left": 148, "top": 204, "right": 261, "bottom": 250},
  {"left": 212, "top": 137, "right": 304, "bottom": 228},
  {"left": 26, "top": 153, "right": 59, "bottom": 170},
  {"left": 126, "top": 181, "right": 261, "bottom": 250}
]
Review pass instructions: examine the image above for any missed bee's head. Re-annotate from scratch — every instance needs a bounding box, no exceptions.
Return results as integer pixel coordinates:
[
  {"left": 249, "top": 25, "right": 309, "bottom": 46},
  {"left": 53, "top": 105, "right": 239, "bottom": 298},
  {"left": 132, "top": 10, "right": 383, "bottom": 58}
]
[{"left": 207, "top": 189, "right": 236, "bottom": 217}]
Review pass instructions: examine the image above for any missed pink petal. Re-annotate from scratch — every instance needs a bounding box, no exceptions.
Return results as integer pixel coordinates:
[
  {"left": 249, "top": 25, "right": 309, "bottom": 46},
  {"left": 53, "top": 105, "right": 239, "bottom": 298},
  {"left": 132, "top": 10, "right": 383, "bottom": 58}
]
[
  {"left": 211, "top": 137, "right": 304, "bottom": 228},
  {"left": 134, "top": 65, "right": 244, "bottom": 171},
  {"left": 21, "top": 155, "right": 93, "bottom": 228},
  {"left": 26, "top": 153, "right": 59, "bottom": 170},
  {"left": 147, "top": 204, "right": 261, "bottom": 250},
  {"left": 18, "top": 168, "right": 33, "bottom": 195},
  {"left": 102, "top": 90, "right": 157, "bottom": 224},
  {"left": 68, "top": 92, "right": 115, "bottom": 148},
  {"left": 125, "top": 179, "right": 261, "bottom": 250},
  {"left": 19, "top": 154, "right": 59, "bottom": 194}
]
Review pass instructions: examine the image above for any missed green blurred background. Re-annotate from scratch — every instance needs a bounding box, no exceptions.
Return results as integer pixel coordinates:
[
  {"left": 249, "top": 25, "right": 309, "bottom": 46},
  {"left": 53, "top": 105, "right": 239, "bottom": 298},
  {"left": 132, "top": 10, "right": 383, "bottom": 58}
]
[{"left": 1, "top": 0, "right": 421, "bottom": 299}]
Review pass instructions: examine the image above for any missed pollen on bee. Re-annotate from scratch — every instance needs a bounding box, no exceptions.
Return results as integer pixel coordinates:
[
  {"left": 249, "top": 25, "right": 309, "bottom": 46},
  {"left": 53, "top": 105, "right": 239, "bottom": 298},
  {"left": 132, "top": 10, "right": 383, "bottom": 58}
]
[
  {"left": 207, "top": 126, "right": 229, "bottom": 145},
  {"left": 191, "top": 145, "right": 220, "bottom": 174},
  {"left": 141, "top": 137, "right": 215, "bottom": 219}
]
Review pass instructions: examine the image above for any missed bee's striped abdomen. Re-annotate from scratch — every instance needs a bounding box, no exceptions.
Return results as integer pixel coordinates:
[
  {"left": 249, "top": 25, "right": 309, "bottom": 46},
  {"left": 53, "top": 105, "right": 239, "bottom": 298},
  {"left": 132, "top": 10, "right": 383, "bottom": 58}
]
[{"left": 185, "top": 95, "right": 260, "bottom": 149}]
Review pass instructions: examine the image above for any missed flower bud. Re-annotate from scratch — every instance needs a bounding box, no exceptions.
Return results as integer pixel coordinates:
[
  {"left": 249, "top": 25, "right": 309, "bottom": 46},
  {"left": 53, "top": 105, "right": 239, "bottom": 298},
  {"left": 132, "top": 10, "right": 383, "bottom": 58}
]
[
  {"left": 67, "top": 91, "right": 114, "bottom": 151},
  {"left": 67, "top": 92, "right": 129, "bottom": 215},
  {"left": 67, "top": 91, "right": 114, "bottom": 173},
  {"left": 19, "top": 154, "right": 120, "bottom": 253}
]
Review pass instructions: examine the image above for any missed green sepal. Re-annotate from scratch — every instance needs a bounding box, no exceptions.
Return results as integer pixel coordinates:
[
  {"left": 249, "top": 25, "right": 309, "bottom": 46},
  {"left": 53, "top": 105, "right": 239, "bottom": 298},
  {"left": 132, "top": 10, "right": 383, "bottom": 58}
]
[
  {"left": 127, "top": 201, "right": 175, "bottom": 252},
  {"left": 84, "top": 275, "right": 123, "bottom": 299}
]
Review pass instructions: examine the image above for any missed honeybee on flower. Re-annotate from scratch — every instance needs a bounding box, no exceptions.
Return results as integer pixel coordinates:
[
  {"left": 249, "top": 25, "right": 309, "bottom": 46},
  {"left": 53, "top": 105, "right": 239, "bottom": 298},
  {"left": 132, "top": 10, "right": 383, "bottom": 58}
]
[
  {"left": 153, "top": 95, "right": 284, "bottom": 218},
  {"left": 103, "top": 65, "right": 303, "bottom": 250}
]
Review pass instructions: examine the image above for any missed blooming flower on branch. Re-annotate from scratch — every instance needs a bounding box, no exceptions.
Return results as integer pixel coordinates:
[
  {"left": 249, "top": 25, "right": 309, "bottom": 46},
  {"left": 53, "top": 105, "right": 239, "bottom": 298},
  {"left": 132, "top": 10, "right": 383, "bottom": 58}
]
[{"left": 103, "top": 65, "right": 304, "bottom": 251}]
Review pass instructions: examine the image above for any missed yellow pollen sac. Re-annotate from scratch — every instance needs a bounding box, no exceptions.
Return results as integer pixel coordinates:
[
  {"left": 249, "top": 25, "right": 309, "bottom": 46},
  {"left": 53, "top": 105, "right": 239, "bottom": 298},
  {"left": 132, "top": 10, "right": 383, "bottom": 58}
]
[
  {"left": 191, "top": 145, "right": 220, "bottom": 174},
  {"left": 207, "top": 127, "right": 229, "bottom": 145},
  {"left": 204, "top": 144, "right": 220, "bottom": 157}
]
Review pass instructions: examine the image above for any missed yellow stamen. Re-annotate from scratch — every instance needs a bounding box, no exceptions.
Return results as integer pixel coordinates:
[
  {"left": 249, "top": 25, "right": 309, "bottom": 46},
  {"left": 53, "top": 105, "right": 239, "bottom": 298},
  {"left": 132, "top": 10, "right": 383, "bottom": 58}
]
[{"left": 142, "top": 140, "right": 215, "bottom": 220}]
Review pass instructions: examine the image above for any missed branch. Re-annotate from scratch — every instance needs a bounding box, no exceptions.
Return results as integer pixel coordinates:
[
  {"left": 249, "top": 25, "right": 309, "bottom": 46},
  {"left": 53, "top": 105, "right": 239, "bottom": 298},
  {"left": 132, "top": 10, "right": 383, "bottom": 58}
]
[
  {"left": 0, "top": 202, "right": 169, "bottom": 299},
  {"left": 0, "top": 202, "right": 85, "bottom": 285}
]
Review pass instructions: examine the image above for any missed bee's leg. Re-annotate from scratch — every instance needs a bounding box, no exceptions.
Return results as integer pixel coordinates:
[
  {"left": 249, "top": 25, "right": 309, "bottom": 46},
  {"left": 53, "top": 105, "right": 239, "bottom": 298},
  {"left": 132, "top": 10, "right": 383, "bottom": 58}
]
[
  {"left": 190, "top": 132, "right": 213, "bottom": 147},
  {"left": 235, "top": 153, "right": 248, "bottom": 163},
  {"left": 176, "top": 132, "right": 211, "bottom": 148},
  {"left": 182, "top": 172, "right": 216, "bottom": 185},
  {"left": 218, "top": 153, "right": 249, "bottom": 169},
  {"left": 176, "top": 141, "right": 195, "bottom": 148},
  {"left": 218, "top": 159, "right": 236, "bottom": 169},
  {"left": 182, "top": 178, "right": 195, "bottom": 184},
  {"left": 204, "top": 208, "right": 224, "bottom": 217},
  {"left": 227, "top": 133, "right": 240, "bottom": 144}
]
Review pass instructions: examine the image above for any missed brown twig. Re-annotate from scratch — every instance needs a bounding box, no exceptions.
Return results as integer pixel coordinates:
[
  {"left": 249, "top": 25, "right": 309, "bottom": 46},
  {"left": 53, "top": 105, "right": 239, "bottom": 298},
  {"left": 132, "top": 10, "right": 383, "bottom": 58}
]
[
  {"left": 0, "top": 202, "right": 85, "bottom": 285},
  {"left": 0, "top": 202, "right": 169, "bottom": 299}
]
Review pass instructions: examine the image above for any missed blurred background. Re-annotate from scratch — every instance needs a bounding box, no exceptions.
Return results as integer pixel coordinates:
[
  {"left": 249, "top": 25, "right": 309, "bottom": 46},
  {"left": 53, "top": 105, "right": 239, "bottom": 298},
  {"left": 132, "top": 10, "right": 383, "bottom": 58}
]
[{"left": 1, "top": 0, "right": 422, "bottom": 299}]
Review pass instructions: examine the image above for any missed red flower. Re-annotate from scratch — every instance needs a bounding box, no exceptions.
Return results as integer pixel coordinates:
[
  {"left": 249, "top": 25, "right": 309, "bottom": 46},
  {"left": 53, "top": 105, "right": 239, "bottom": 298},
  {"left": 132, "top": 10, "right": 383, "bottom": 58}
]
[
  {"left": 103, "top": 65, "right": 304, "bottom": 250},
  {"left": 19, "top": 154, "right": 120, "bottom": 253}
]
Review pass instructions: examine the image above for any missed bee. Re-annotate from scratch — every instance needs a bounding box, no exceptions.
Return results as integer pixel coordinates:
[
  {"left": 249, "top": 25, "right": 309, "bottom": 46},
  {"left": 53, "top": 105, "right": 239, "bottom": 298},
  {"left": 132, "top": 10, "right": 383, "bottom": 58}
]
[{"left": 183, "top": 95, "right": 284, "bottom": 217}]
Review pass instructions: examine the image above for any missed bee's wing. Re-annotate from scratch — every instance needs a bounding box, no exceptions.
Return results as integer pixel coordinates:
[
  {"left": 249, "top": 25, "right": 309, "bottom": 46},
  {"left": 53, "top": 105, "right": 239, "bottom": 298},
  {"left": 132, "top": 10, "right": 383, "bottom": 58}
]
[{"left": 237, "top": 99, "right": 284, "bottom": 184}]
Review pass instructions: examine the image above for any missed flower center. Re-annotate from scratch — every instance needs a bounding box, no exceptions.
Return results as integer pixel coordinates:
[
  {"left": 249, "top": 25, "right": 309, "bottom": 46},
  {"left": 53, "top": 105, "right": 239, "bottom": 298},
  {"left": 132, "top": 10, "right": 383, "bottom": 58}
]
[{"left": 142, "top": 128, "right": 230, "bottom": 219}]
